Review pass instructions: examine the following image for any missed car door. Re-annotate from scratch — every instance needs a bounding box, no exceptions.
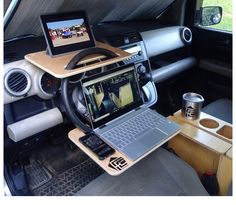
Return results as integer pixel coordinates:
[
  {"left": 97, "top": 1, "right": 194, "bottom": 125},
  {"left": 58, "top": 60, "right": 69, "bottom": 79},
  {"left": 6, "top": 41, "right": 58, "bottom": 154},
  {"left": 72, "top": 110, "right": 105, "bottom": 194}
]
[{"left": 185, "top": 0, "right": 232, "bottom": 104}]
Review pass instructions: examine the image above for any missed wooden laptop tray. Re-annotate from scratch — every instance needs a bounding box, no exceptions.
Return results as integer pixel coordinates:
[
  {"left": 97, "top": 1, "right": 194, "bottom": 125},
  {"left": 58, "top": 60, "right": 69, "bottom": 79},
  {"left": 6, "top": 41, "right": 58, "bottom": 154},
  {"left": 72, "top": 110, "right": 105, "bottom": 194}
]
[
  {"left": 68, "top": 128, "right": 179, "bottom": 176},
  {"left": 25, "top": 41, "right": 131, "bottom": 78}
]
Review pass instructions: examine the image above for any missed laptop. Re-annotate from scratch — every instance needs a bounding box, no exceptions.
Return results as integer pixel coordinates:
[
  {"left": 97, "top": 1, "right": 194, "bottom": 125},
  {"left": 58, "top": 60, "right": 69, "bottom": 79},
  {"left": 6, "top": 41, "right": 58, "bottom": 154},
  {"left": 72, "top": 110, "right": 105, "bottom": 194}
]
[{"left": 81, "top": 64, "right": 180, "bottom": 161}]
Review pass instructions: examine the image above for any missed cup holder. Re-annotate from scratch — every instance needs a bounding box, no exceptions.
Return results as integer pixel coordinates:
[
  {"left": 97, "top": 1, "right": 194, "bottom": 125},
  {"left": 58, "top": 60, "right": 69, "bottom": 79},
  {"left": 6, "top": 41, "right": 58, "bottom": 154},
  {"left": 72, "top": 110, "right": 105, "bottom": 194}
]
[
  {"left": 199, "top": 118, "right": 219, "bottom": 129},
  {"left": 217, "top": 125, "right": 232, "bottom": 139}
]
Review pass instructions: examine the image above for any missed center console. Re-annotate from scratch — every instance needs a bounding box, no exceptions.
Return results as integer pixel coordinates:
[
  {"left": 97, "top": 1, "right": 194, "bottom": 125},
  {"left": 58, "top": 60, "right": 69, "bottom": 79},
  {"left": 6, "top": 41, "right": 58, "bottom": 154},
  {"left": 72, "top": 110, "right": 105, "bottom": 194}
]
[
  {"left": 94, "top": 25, "right": 157, "bottom": 107},
  {"left": 119, "top": 40, "right": 157, "bottom": 106},
  {"left": 168, "top": 110, "right": 232, "bottom": 196}
]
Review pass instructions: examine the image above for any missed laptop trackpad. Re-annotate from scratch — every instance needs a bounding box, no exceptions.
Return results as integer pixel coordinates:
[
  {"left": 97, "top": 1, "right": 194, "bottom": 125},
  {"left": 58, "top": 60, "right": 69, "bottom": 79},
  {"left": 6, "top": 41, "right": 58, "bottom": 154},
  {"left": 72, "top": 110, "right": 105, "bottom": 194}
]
[
  {"left": 138, "top": 129, "right": 166, "bottom": 148},
  {"left": 122, "top": 129, "right": 167, "bottom": 161}
]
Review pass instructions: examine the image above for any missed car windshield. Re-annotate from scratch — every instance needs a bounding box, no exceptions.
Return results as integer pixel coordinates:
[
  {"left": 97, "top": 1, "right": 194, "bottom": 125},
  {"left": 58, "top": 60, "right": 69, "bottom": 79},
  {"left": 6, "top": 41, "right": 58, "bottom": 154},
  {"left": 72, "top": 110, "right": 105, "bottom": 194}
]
[{"left": 4, "top": 0, "right": 175, "bottom": 40}]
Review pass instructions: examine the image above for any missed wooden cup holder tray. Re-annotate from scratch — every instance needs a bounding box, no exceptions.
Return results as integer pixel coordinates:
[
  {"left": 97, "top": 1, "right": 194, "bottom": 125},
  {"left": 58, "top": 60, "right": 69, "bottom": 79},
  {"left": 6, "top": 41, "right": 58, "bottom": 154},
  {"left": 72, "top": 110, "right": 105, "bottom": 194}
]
[{"left": 174, "top": 110, "right": 232, "bottom": 143}]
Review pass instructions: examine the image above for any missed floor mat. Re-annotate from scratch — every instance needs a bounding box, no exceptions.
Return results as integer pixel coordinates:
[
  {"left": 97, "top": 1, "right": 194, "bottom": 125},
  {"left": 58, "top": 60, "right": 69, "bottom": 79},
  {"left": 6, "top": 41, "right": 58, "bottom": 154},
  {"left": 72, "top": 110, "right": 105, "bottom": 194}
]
[
  {"left": 36, "top": 140, "right": 89, "bottom": 174},
  {"left": 24, "top": 158, "right": 52, "bottom": 190},
  {"left": 24, "top": 139, "right": 104, "bottom": 196},
  {"left": 32, "top": 158, "right": 104, "bottom": 196}
]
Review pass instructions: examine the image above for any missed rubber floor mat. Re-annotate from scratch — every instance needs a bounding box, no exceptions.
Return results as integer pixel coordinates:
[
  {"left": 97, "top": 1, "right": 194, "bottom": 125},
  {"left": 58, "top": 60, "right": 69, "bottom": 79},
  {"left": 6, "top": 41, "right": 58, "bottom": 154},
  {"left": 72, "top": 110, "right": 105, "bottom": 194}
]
[
  {"left": 24, "top": 158, "right": 52, "bottom": 190},
  {"left": 32, "top": 159, "right": 104, "bottom": 196}
]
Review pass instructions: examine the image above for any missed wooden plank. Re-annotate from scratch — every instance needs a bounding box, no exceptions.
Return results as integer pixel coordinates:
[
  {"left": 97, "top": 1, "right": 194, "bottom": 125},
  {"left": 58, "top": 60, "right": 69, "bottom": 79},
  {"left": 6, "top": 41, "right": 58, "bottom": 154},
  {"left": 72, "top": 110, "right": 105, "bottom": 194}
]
[
  {"left": 25, "top": 41, "right": 131, "bottom": 78},
  {"left": 169, "top": 115, "right": 232, "bottom": 196},
  {"left": 68, "top": 128, "right": 179, "bottom": 176},
  {"left": 168, "top": 116, "right": 231, "bottom": 154},
  {"left": 216, "top": 155, "right": 232, "bottom": 196},
  {"left": 168, "top": 134, "right": 220, "bottom": 176},
  {"left": 174, "top": 110, "right": 232, "bottom": 143}
]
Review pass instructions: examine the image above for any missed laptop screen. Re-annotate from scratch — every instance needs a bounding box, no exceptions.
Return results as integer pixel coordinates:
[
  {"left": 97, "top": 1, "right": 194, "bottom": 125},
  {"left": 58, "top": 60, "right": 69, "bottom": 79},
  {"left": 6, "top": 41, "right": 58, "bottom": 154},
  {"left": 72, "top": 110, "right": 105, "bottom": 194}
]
[{"left": 82, "top": 65, "right": 143, "bottom": 129}]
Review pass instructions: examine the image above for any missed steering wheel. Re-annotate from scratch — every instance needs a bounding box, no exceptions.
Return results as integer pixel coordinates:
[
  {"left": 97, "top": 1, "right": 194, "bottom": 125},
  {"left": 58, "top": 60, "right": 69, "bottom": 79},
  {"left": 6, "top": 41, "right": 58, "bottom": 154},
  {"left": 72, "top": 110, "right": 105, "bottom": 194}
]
[{"left": 61, "top": 47, "right": 118, "bottom": 133}]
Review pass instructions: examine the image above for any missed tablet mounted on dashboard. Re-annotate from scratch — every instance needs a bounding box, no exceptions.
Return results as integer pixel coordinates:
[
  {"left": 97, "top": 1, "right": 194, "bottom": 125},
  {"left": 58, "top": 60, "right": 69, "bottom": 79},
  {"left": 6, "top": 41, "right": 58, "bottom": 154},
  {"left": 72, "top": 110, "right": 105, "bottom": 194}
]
[{"left": 40, "top": 10, "right": 96, "bottom": 56}]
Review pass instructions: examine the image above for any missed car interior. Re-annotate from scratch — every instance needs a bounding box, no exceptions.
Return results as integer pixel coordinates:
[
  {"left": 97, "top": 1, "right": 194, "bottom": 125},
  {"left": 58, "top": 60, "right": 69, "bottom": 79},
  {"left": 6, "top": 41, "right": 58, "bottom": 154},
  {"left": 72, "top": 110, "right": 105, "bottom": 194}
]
[{"left": 3, "top": 0, "right": 232, "bottom": 197}]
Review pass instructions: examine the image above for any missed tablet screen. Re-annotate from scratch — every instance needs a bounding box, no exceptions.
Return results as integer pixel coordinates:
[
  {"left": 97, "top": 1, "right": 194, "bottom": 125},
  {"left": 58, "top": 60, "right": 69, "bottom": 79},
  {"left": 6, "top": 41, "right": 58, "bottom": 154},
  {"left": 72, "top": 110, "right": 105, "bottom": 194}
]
[{"left": 40, "top": 11, "right": 95, "bottom": 56}]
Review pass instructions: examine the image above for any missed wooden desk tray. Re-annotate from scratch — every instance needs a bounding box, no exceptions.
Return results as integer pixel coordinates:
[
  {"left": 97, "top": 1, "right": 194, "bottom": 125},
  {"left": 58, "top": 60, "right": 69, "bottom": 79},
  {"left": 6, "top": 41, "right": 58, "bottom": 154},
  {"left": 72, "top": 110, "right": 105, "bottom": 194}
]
[
  {"left": 25, "top": 41, "right": 131, "bottom": 78},
  {"left": 169, "top": 116, "right": 231, "bottom": 154},
  {"left": 174, "top": 110, "right": 232, "bottom": 143},
  {"left": 68, "top": 128, "right": 178, "bottom": 176}
]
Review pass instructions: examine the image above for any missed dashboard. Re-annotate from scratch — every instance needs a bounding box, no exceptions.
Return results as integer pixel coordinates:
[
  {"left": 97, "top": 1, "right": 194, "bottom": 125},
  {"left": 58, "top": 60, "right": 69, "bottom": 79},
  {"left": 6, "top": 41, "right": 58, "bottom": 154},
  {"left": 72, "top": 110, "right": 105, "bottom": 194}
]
[
  {"left": 4, "top": 22, "right": 194, "bottom": 144},
  {"left": 4, "top": 60, "right": 60, "bottom": 104}
]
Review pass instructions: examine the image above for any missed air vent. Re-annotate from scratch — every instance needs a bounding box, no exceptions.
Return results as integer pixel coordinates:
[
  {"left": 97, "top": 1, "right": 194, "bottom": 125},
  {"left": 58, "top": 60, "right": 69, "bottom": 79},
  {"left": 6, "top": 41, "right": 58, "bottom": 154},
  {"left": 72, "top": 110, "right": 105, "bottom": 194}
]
[
  {"left": 181, "top": 27, "right": 192, "bottom": 44},
  {"left": 125, "top": 32, "right": 142, "bottom": 43},
  {"left": 4, "top": 69, "right": 31, "bottom": 97},
  {"left": 107, "top": 31, "right": 142, "bottom": 47}
]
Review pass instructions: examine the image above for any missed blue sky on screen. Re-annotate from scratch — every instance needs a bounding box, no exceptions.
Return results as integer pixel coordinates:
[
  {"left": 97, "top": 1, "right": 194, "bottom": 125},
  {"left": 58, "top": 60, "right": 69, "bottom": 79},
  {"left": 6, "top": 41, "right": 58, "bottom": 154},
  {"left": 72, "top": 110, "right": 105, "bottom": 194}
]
[{"left": 47, "top": 18, "right": 84, "bottom": 30}]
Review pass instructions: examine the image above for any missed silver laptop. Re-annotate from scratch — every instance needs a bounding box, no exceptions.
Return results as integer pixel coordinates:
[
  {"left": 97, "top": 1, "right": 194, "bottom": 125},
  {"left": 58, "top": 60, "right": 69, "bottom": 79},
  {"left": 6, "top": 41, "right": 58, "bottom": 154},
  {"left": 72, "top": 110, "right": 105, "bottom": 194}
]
[{"left": 81, "top": 65, "right": 180, "bottom": 161}]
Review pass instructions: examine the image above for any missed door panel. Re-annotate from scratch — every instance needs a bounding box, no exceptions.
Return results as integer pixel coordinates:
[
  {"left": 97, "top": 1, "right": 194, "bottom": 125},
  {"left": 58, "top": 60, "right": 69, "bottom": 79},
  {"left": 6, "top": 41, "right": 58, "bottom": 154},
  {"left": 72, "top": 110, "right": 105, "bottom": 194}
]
[
  {"left": 192, "top": 27, "right": 232, "bottom": 64},
  {"left": 183, "top": 0, "right": 232, "bottom": 105},
  {"left": 191, "top": 27, "right": 232, "bottom": 101}
]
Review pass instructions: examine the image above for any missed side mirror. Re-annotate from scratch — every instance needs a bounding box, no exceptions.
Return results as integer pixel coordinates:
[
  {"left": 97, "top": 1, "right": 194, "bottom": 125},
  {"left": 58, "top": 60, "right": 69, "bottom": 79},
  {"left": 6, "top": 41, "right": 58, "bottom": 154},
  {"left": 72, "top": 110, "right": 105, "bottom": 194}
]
[{"left": 200, "top": 6, "right": 222, "bottom": 26}]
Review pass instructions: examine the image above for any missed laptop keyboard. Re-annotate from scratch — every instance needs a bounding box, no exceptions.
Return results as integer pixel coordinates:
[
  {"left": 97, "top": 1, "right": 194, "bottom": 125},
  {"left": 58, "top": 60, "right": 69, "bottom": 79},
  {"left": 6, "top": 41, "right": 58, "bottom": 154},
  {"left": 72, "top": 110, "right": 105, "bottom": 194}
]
[{"left": 101, "top": 110, "right": 167, "bottom": 150}]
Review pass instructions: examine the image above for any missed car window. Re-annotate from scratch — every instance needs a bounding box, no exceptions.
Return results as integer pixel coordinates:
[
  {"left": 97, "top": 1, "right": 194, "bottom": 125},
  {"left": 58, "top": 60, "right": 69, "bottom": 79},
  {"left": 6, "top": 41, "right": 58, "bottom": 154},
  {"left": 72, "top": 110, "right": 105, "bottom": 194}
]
[{"left": 195, "top": 0, "right": 232, "bottom": 32}]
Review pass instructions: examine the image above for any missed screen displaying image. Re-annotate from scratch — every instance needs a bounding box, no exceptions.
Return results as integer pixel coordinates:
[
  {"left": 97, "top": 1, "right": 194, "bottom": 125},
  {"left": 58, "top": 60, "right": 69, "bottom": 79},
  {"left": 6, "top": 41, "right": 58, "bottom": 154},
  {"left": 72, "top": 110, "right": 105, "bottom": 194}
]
[
  {"left": 83, "top": 68, "right": 141, "bottom": 122},
  {"left": 46, "top": 18, "right": 90, "bottom": 47}
]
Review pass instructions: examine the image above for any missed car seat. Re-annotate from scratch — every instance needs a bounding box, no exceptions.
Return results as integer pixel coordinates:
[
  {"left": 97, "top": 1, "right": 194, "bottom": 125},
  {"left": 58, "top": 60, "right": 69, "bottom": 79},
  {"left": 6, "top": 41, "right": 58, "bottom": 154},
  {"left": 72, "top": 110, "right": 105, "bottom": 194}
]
[
  {"left": 76, "top": 147, "right": 209, "bottom": 196},
  {"left": 202, "top": 99, "right": 232, "bottom": 123}
]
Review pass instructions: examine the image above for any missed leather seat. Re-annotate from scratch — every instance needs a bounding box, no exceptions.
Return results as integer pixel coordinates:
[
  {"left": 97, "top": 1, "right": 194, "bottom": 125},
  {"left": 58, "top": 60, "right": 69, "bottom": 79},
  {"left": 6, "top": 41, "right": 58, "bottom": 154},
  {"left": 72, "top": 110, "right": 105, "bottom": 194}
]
[
  {"left": 202, "top": 99, "right": 232, "bottom": 123},
  {"left": 76, "top": 148, "right": 208, "bottom": 196}
]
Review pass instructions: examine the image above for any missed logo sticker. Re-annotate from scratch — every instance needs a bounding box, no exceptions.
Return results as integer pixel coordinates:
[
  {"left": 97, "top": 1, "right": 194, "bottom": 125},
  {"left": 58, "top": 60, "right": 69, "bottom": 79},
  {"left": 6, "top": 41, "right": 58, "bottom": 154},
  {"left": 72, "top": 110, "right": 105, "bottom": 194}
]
[
  {"left": 184, "top": 106, "right": 196, "bottom": 118},
  {"left": 108, "top": 157, "right": 128, "bottom": 171}
]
